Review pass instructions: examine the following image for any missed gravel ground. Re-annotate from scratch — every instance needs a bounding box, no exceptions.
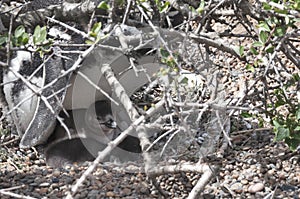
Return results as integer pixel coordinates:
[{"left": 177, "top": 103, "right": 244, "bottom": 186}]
[
  {"left": 1, "top": 130, "right": 300, "bottom": 198},
  {"left": 1, "top": 1, "right": 299, "bottom": 198}
]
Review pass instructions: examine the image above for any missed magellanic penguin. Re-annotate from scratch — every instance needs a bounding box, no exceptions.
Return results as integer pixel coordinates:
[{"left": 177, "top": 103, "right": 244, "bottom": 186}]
[
  {"left": 2, "top": 25, "right": 184, "bottom": 150},
  {"left": 2, "top": 50, "right": 71, "bottom": 148}
]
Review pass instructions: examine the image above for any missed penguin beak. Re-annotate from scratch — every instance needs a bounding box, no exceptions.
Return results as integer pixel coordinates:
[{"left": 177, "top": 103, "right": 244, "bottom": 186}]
[{"left": 102, "top": 119, "right": 117, "bottom": 129}]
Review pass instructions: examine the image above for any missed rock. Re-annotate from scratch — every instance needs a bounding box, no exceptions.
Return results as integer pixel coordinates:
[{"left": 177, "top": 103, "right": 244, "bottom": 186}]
[
  {"left": 52, "top": 177, "right": 59, "bottom": 183},
  {"left": 231, "top": 182, "right": 243, "bottom": 193},
  {"left": 40, "top": 187, "right": 48, "bottom": 194},
  {"left": 28, "top": 153, "right": 37, "bottom": 160},
  {"left": 241, "top": 179, "right": 248, "bottom": 185},
  {"left": 267, "top": 169, "right": 275, "bottom": 175},
  {"left": 105, "top": 183, "right": 114, "bottom": 191},
  {"left": 137, "top": 182, "right": 150, "bottom": 194},
  {"left": 231, "top": 171, "right": 239, "bottom": 179},
  {"left": 106, "top": 191, "right": 115, "bottom": 197},
  {"left": 278, "top": 172, "right": 286, "bottom": 180},
  {"left": 248, "top": 183, "right": 264, "bottom": 193},
  {"left": 281, "top": 184, "right": 297, "bottom": 191},
  {"left": 39, "top": 182, "right": 50, "bottom": 187},
  {"left": 51, "top": 183, "right": 60, "bottom": 189},
  {"left": 88, "top": 190, "right": 99, "bottom": 197},
  {"left": 52, "top": 169, "right": 61, "bottom": 177},
  {"left": 121, "top": 188, "right": 131, "bottom": 196}
]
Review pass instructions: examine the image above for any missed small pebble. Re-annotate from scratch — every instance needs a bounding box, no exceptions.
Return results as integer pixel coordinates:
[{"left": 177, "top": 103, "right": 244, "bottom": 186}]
[
  {"left": 241, "top": 179, "right": 248, "bottom": 185},
  {"left": 52, "top": 177, "right": 59, "bottom": 183},
  {"left": 105, "top": 183, "right": 114, "bottom": 191},
  {"left": 230, "top": 182, "right": 243, "bottom": 193},
  {"left": 28, "top": 153, "right": 37, "bottom": 160},
  {"left": 106, "top": 191, "right": 115, "bottom": 197},
  {"left": 39, "top": 182, "right": 50, "bottom": 187},
  {"left": 121, "top": 188, "right": 131, "bottom": 196},
  {"left": 248, "top": 183, "right": 264, "bottom": 193},
  {"left": 51, "top": 183, "right": 60, "bottom": 189},
  {"left": 52, "top": 169, "right": 61, "bottom": 177},
  {"left": 39, "top": 187, "right": 48, "bottom": 194},
  {"left": 231, "top": 171, "right": 239, "bottom": 179}
]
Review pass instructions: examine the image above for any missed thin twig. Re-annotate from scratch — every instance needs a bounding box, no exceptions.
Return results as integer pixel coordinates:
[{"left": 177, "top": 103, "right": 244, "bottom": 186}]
[
  {"left": 122, "top": 0, "right": 132, "bottom": 25},
  {"left": 46, "top": 16, "right": 93, "bottom": 41},
  {"left": 0, "top": 190, "right": 37, "bottom": 199},
  {"left": 187, "top": 165, "right": 215, "bottom": 199},
  {"left": 0, "top": 136, "right": 20, "bottom": 146}
]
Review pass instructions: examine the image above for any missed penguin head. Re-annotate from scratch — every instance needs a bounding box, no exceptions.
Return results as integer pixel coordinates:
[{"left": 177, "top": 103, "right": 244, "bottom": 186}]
[{"left": 85, "top": 100, "right": 117, "bottom": 139}]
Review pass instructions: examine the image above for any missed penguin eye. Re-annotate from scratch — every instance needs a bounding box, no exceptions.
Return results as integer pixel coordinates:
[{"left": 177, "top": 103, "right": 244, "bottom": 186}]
[
  {"left": 100, "top": 118, "right": 116, "bottom": 129},
  {"left": 106, "top": 119, "right": 114, "bottom": 125},
  {"left": 22, "top": 60, "right": 31, "bottom": 66}
]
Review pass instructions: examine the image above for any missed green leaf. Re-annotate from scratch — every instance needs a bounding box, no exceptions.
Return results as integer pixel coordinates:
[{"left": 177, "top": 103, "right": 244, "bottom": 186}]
[
  {"left": 258, "top": 22, "right": 271, "bottom": 32},
  {"left": 274, "top": 8, "right": 288, "bottom": 15},
  {"left": 284, "top": 137, "right": 300, "bottom": 151},
  {"left": 274, "top": 26, "right": 286, "bottom": 37},
  {"left": 33, "top": 25, "right": 41, "bottom": 41},
  {"left": 196, "top": 0, "right": 205, "bottom": 14},
  {"left": 292, "top": 73, "right": 300, "bottom": 81},
  {"left": 294, "top": 0, "right": 300, "bottom": 10},
  {"left": 85, "top": 40, "right": 94, "bottom": 44},
  {"left": 14, "top": 25, "right": 25, "bottom": 38},
  {"left": 259, "top": 31, "right": 268, "bottom": 44},
  {"left": 180, "top": 77, "right": 189, "bottom": 84},
  {"left": 274, "top": 97, "right": 285, "bottom": 107},
  {"left": 98, "top": 1, "right": 110, "bottom": 10},
  {"left": 274, "top": 124, "right": 290, "bottom": 141},
  {"left": 160, "top": 1, "right": 170, "bottom": 13},
  {"left": 38, "top": 49, "right": 45, "bottom": 58},
  {"left": 33, "top": 25, "right": 47, "bottom": 44},
  {"left": 252, "top": 41, "right": 263, "bottom": 47},
  {"left": 250, "top": 47, "right": 258, "bottom": 55},
  {"left": 293, "top": 18, "right": 300, "bottom": 23},
  {"left": 40, "top": 45, "right": 51, "bottom": 53},
  {"left": 40, "top": 27, "right": 47, "bottom": 41},
  {"left": 273, "top": 119, "right": 281, "bottom": 129},
  {"left": 91, "top": 22, "right": 102, "bottom": 35},
  {"left": 233, "top": 45, "right": 244, "bottom": 57},
  {"left": 0, "top": 35, "right": 7, "bottom": 46},
  {"left": 246, "top": 64, "right": 255, "bottom": 72},
  {"left": 265, "top": 45, "right": 274, "bottom": 53},
  {"left": 263, "top": 2, "right": 272, "bottom": 10},
  {"left": 160, "top": 48, "right": 169, "bottom": 57},
  {"left": 266, "top": 18, "right": 275, "bottom": 28},
  {"left": 18, "top": 32, "right": 29, "bottom": 45},
  {"left": 89, "top": 32, "right": 97, "bottom": 37},
  {"left": 241, "top": 111, "right": 252, "bottom": 118}
]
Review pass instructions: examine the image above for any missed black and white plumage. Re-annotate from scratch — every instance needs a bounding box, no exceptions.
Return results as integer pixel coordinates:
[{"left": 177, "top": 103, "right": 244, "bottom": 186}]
[
  {"left": 3, "top": 51, "right": 37, "bottom": 137},
  {"left": 3, "top": 50, "right": 71, "bottom": 148}
]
